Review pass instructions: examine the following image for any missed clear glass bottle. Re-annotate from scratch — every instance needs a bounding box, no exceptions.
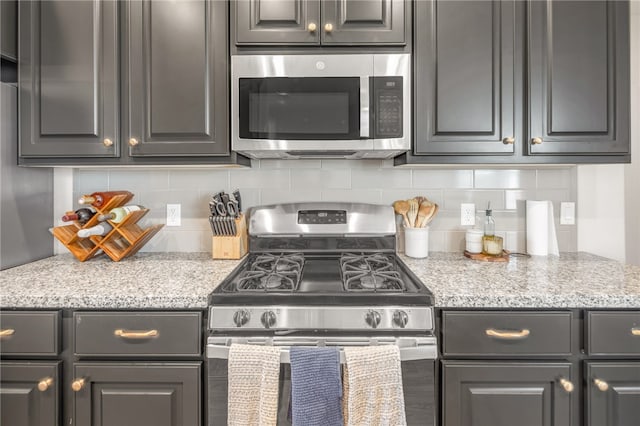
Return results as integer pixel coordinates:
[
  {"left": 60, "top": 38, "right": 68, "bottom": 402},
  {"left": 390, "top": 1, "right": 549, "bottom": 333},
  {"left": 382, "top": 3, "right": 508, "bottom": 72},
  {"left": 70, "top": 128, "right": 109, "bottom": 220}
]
[{"left": 482, "top": 203, "right": 503, "bottom": 256}]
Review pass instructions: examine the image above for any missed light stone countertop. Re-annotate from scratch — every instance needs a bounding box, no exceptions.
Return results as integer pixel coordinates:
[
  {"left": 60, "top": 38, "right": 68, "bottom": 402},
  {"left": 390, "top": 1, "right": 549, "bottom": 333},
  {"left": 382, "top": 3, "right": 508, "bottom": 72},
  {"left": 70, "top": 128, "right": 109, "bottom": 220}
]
[{"left": 1, "top": 252, "right": 639, "bottom": 309}]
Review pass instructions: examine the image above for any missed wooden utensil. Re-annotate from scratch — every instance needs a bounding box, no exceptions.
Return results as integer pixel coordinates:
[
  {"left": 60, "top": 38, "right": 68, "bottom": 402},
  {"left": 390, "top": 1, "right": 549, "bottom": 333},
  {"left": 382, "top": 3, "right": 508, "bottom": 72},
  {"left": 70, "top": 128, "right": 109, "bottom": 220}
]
[
  {"left": 407, "top": 199, "right": 419, "bottom": 227},
  {"left": 423, "top": 203, "right": 439, "bottom": 227},
  {"left": 393, "top": 200, "right": 411, "bottom": 227},
  {"left": 416, "top": 202, "right": 434, "bottom": 228}
]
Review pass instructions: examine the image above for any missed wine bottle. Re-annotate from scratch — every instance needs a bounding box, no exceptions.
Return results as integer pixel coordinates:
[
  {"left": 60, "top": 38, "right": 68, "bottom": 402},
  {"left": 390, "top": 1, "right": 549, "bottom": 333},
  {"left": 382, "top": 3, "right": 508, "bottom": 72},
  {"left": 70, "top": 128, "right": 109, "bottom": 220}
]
[
  {"left": 61, "top": 208, "right": 96, "bottom": 224},
  {"left": 97, "top": 205, "right": 144, "bottom": 223},
  {"left": 77, "top": 223, "right": 113, "bottom": 238},
  {"left": 78, "top": 191, "right": 133, "bottom": 208}
]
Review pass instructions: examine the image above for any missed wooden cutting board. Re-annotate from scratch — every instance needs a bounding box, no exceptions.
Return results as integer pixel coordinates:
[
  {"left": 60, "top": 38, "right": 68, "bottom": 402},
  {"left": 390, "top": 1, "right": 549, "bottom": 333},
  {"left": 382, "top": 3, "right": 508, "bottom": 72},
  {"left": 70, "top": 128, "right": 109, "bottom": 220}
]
[{"left": 464, "top": 250, "right": 510, "bottom": 262}]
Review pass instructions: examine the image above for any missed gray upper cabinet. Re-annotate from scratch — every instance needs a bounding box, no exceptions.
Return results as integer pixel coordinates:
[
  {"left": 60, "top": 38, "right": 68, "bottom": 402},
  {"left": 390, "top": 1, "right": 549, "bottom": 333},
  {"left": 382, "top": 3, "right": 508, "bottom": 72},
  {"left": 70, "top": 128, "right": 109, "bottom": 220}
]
[
  {"left": 122, "top": 0, "right": 230, "bottom": 157},
  {"left": 413, "top": 0, "right": 521, "bottom": 156},
  {"left": 19, "top": 0, "right": 119, "bottom": 158},
  {"left": 1, "top": 0, "right": 17, "bottom": 60},
  {"left": 233, "top": 0, "right": 407, "bottom": 46},
  {"left": 528, "top": 0, "right": 630, "bottom": 156}
]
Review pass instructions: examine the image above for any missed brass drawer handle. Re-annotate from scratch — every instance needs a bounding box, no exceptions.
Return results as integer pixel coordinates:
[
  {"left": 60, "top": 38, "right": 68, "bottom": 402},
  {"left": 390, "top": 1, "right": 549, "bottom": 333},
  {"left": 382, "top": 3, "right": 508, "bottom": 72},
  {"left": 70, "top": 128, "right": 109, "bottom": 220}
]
[
  {"left": 128, "top": 137, "right": 139, "bottom": 147},
  {"left": 324, "top": 23, "right": 333, "bottom": 33},
  {"left": 38, "top": 377, "right": 54, "bottom": 392},
  {"left": 71, "top": 378, "right": 86, "bottom": 392},
  {"left": 0, "top": 328, "right": 15, "bottom": 338},
  {"left": 594, "top": 378, "right": 609, "bottom": 392},
  {"left": 502, "top": 137, "right": 515, "bottom": 145},
  {"left": 558, "top": 377, "right": 574, "bottom": 393},
  {"left": 102, "top": 138, "right": 113, "bottom": 147},
  {"left": 114, "top": 329, "right": 159, "bottom": 339},
  {"left": 307, "top": 22, "right": 317, "bottom": 32},
  {"left": 631, "top": 327, "right": 640, "bottom": 336},
  {"left": 531, "top": 137, "right": 543, "bottom": 145},
  {"left": 485, "top": 328, "right": 531, "bottom": 340}
]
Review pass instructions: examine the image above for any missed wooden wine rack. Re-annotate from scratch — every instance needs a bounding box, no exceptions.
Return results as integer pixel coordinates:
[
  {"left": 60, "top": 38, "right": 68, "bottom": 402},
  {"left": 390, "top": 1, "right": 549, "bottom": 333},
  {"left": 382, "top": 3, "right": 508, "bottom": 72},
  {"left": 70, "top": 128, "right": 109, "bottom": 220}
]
[{"left": 52, "top": 193, "right": 164, "bottom": 262}]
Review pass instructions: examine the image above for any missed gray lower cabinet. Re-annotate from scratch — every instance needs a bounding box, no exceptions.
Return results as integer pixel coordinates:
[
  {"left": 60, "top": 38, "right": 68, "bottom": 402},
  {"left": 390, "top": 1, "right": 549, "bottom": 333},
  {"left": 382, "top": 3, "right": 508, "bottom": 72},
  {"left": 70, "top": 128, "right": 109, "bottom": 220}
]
[
  {"left": 528, "top": 0, "right": 630, "bottom": 157},
  {"left": 442, "top": 361, "right": 573, "bottom": 426},
  {"left": 0, "top": 361, "right": 60, "bottom": 426},
  {"left": 19, "top": 0, "right": 119, "bottom": 158},
  {"left": 122, "top": 0, "right": 230, "bottom": 158},
  {"left": 72, "top": 362, "right": 201, "bottom": 426},
  {"left": 233, "top": 0, "right": 407, "bottom": 45},
  {"left": 413, "top": 0, "right": 521, "bottom": 156},
  {"left": 586, "top": 362, "right": 640, "bottom": 426}
]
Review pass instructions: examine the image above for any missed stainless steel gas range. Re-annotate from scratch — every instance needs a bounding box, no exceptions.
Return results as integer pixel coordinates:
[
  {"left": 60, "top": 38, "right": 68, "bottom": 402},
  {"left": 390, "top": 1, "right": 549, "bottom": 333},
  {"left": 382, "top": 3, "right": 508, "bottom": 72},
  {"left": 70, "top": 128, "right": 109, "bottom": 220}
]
[{"left": 206, "top": 202, "right": 437, "bottom": 426}]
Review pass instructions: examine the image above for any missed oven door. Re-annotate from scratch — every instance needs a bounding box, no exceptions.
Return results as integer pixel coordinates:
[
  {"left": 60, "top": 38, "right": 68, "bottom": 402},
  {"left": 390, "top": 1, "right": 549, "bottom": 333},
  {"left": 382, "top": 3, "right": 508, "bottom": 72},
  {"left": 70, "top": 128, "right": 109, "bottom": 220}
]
[{"left": 206, "top": 336, "right": 437, "bottom": 426}]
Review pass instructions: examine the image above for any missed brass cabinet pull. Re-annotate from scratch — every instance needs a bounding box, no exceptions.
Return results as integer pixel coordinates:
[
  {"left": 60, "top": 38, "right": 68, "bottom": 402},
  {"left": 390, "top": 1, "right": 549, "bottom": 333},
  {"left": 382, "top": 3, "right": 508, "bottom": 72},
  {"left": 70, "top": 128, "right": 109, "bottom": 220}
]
[
  {"left": 594, "top": 378, "right": 609, "bottom": 392},
  {"left": 0, "top": 328, "right": 15, "bottom": 338},
  {"left": 324, "top": 23, "right": 333, "bottom": 33},
  {"left": 71, "top": 378, "right": 86, "bottom": 392},
  {"left": 485, "top": 328, "right": 531, "bottom": 340},
  {"left": 631, "top": 327, "right": 640, "bottom": 336},
  {"left": 559, "top": 377, "right": 574, "bottom": 393},
  {"left": 128, "top": 137, "right": 139, "bottom": 147},
  {"left": 114, "top": 329, "right": 159, "bottom": 339},
  {"left": 502, "top": 137, "right": 515, "bottom": 145},
  {"left": 307, "top": 22, "right": 317, "bottom": 32},
  {"left": 531, "top": 137, "right": 543, "bottom": 145},
  {"left": 37, "top": 377, "right": 54, "bottom": 392},
  {"left": 102, "top": 138, "right": 113, "bottom": 147}
]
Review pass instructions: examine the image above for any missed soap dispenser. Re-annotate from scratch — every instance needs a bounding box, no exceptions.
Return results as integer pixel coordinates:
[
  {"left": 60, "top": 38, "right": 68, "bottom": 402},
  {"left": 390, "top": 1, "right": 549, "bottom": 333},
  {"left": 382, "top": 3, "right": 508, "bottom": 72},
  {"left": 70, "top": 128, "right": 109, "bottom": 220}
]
[{"left": 482, "top": 202, "right": 503, "bottom": 256}]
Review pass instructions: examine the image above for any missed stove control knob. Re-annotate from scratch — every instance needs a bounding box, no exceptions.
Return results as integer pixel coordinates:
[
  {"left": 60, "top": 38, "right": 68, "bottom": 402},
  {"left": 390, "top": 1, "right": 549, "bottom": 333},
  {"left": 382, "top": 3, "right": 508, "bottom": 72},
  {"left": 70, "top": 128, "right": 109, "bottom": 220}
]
[
  {"left": 233, "top": 310, "right": 250, "bottom": 327},
  {"left": 365, "top": 310, "right": 382, "bottom": 329},
  {"left": 393, "top": 310, "right": 409, "bottom": 328},
  {"left": 261, "top": 311, "right": 277, "bottom": 329}
]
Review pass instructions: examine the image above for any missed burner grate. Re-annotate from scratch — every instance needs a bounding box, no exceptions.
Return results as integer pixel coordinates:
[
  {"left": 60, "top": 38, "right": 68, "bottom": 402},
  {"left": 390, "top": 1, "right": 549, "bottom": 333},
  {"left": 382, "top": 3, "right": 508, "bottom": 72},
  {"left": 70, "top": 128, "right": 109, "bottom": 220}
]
[
  {"left": 340, "top": 253, "right": 405, "bottom": 292},
  {"left": 235, "top": 253, "right": 304, "bottom": 291}
]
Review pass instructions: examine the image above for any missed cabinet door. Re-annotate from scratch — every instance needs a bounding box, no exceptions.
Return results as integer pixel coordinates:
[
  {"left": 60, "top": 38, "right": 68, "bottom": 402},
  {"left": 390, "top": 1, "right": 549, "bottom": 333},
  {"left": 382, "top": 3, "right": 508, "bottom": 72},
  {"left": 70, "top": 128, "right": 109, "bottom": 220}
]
[
  {"left": 73, "top": 362, "right": 201, "bottom": 426},
  {"left": 1, "top": 0, "right": 17, "bottom": 60},
  {"left": 0, "top": 362, "right": 60, "bottom": 426},
  {"left": 586, "top": 362, "right": 640, "bottom": 426},
  {"left": 413, "top": 0, "right": 520, "bottom": 156},
  {"left": 123, "top": 0, "right": 229, "bottom": 157},
  {"left": 528, "top": 0, "right": 630, "bottom": 156},
  {"left": 234, "top": 0, "right": 320, "bottom": 45},
  {"left": 19, "top": 0, "right": 119, "bottom": 158},
  {"left": 321, "top": 0, "right": 406, "bottom": 45},
  {"left": 442, "top": 361, "right": 574, "bottom": 426}
]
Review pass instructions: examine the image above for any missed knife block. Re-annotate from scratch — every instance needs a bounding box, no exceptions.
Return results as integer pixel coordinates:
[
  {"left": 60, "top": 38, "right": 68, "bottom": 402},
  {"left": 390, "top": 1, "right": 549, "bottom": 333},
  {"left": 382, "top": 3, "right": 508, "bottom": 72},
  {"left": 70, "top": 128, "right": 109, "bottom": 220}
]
[
  {"left": 211, "top": 214, "right": 248, "bottom": 260},
  {"left": 52, "top": 193, "right": 164, "bottom": 262}
]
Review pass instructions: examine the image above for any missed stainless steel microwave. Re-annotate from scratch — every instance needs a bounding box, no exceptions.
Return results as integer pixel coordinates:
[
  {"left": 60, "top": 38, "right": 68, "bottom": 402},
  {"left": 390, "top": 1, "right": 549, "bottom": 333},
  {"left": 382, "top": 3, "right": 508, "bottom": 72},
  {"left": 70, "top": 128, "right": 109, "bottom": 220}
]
[{"left": 231, "top": 54, "right": 410, "bottom": 159}]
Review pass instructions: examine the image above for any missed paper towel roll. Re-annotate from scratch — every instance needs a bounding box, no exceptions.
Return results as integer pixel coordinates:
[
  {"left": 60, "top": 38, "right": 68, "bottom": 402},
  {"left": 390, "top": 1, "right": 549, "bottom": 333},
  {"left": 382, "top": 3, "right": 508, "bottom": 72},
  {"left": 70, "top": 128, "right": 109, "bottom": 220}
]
[{"left": 526, "top": 200, "right": 559, "bottom": 256}]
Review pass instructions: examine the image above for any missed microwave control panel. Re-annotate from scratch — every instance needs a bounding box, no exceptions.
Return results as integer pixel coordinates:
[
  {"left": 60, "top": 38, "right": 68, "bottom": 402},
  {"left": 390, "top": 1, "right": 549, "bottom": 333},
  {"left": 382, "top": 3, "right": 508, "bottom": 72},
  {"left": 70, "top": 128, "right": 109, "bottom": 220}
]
[{"left": 371, "top": 77, "right": 403, "bottom": 138}]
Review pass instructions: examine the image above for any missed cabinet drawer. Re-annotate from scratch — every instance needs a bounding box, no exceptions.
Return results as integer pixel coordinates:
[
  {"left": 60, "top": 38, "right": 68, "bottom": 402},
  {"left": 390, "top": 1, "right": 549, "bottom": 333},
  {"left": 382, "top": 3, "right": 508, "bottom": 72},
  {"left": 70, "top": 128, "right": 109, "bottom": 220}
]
[
  {"left": 0, "top": 311, "right": 60, "bottom": 355},
  {"left": 442, "top": 311, "right": 573, "bottom": 356},
  {"left": 74, "top": 312, "right": 202, "bottom": 356},
  {"left": 587, "top": 311, "right": 640, "bottom": 355}
]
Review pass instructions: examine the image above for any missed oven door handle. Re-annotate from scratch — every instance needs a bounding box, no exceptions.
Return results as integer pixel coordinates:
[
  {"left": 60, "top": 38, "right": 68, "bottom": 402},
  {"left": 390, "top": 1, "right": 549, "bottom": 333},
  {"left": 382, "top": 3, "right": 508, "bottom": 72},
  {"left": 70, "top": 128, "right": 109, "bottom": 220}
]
[{"left": 206, "top": 343, "right": 437, "bottom": 363}]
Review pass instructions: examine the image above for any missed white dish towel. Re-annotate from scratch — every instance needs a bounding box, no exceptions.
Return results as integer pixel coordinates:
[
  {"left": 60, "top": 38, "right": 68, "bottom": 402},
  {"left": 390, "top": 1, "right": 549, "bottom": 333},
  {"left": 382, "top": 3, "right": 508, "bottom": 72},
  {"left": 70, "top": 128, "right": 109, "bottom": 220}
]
[
  {"left": 342, "top": 345, "right": 407, "bottom": 426},
  {"left": 228, "top": 343, "right": 281, "bottom": 426}
]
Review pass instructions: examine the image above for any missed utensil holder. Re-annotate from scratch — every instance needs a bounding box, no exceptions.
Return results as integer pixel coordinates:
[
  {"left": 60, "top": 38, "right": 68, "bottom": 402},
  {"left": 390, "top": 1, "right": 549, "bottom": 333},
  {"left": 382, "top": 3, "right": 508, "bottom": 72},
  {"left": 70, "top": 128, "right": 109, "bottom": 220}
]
[
  {"left": 211, "top": 214, "right": 248, "bottom": 260},
  {"left": 404, "top": 226, "right": 429, "bottom": 258},
  {"left": 52, "top": 193, "right": 164, "bottom": 262}
]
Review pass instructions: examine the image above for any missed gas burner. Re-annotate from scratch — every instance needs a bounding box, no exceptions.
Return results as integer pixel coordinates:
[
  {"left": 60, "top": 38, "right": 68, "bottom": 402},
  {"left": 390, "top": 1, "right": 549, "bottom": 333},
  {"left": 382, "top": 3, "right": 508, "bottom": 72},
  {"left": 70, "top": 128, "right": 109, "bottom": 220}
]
[
  {"left": 235, "top": 253, "right": 304, "bottom": 292},
  {"left": 340, "top": 253, "right": 405, "bottom": 292}
]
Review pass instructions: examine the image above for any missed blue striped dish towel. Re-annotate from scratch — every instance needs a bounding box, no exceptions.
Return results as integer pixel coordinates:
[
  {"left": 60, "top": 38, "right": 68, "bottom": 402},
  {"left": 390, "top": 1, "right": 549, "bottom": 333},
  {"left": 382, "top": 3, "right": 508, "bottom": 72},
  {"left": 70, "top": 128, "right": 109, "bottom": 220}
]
[{"left": 290, "top": 346, "right": 343, "bottom": 426}]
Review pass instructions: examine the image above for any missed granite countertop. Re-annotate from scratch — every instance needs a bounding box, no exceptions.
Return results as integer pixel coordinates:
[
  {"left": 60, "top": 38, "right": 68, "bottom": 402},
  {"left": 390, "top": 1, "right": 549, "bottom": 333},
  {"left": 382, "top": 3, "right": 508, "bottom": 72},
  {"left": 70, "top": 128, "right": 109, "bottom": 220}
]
[{"left": 1, "top": 252, "right": 639, "bottom": 309}]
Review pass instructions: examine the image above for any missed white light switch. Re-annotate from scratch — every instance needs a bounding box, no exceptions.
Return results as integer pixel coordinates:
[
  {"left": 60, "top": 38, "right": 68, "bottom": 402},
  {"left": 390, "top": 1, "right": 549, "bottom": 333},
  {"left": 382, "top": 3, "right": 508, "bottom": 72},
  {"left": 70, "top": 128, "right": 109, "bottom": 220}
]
[{"left": 560, "top": 202, "right": 575, "bottom": 225}]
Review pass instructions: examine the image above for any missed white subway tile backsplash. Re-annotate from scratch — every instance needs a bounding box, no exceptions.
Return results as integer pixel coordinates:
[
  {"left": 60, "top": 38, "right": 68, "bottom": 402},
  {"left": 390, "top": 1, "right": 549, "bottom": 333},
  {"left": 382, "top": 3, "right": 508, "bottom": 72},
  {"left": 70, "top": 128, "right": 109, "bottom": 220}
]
[
  {"left": 71, "top": 164, "right": 577, "bottom": 254},
  {"left": 351, "top": 168, "right": 412, "bottom": 189},
  {"left": 474, "top": 169, "right": 537, "bottom": 189},
  {"left": 412, "top": 169, "right": 473, "bottom": 189}
]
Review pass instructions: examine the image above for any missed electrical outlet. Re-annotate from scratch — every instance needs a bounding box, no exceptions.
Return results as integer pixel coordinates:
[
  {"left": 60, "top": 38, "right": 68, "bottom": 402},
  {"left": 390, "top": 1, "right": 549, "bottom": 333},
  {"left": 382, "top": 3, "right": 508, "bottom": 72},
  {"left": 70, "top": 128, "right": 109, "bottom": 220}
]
[
  {"left": 560, "top": 202, "right": 575, "bottom": 225},
  {"left": 166, "top": 204, "right": 181, "bottom": 226},
  {"left": 460, "top": 203, "right": 475, "bottom": 226}
]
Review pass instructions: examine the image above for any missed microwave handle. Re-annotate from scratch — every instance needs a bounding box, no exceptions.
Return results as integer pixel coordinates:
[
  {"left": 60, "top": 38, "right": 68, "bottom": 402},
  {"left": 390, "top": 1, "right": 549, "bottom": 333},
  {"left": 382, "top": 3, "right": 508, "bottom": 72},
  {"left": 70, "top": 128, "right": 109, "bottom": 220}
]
[{"left": 360, "top": 76, "right": 370, "bottom": 138}]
